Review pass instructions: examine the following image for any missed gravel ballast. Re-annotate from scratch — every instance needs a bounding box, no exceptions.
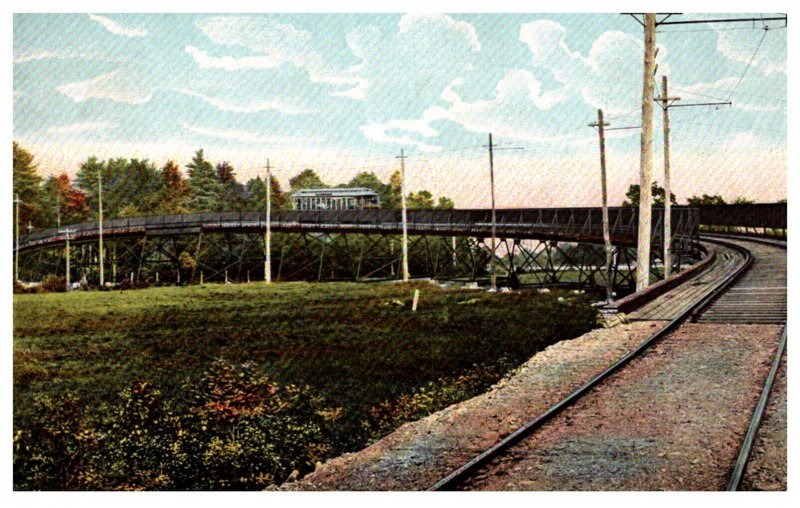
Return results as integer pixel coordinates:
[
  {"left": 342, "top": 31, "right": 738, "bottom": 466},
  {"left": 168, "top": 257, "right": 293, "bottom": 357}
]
[
  {"left": 286, "top": 321, "right": 671, "bottom": 490},
  {"left": 740, "top": 349, "right": 787, "bottom": 491},
  {"left": 462, "top": 324, "right": 784, "bottom": 491}
]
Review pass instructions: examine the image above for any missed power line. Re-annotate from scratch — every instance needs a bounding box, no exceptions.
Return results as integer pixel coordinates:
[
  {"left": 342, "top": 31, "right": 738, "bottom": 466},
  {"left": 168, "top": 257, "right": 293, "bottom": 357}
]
[
  {"left": 674, "top": 85, "right": 785, "bottom": 104},
  {"left": 672, "top": 87, "right": 728, "bottom": 102},
  {"left": 674, "top": 121, "right": 785, "bottom": 134},
  {"left": 657, "top": 25, "right": 786, "bottom": 34},
  {"left": 726, "top": 28, "right": 769, "bottom": 101}
]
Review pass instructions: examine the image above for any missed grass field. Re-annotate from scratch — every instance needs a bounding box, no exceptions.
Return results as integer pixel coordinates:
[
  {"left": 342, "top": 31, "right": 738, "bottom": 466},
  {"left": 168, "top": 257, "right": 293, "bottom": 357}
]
[{"left": 14, "top": 281, "right": 598, "bottom": 489}]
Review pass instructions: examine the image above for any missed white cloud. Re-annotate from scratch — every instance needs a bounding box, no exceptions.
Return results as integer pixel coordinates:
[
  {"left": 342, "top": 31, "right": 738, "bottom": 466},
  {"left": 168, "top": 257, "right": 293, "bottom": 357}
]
[
  {"left": 360, "top": 69, "right": 600, "bottom": 150},
  {"left": 175, "top": 88, "right": 310, "bottom": 115},
  {"left": 46, "top": 122, "right": 113, "bottom": 135},
  {"left": 398, "top": 14, "right": 481, "bottom": 52},
  {"left": 88, "top": 14, "right": 147, "bottom": 38},
  {"left": 181, "top": 121, "right": 317, "bottom": 145},
  {"left": 520, "top": 21, "right": 654, "bottom": 115},
  {"left": 196, "top": 17, "right": 311, "bottom": 66},
  {"left": 190, "top": 14, "right": 480, "bottom": 104},
  {"left": 185, "top": 45, "right": 283, "bottom": 70},
  {"left": 675, "top": 77, "right": 783, "bottom": 112},
  {"left": 56, "top": 70, "right": 155, "bottom": 104},
  {"left": 193, "top": 17, "right": 366, "bottom": 99},
  {"left": 14, "top": 49, "right": 93, "bottom": 64},
  {"left": 714, "top": 26, "right": 786, "bottom": 75}
]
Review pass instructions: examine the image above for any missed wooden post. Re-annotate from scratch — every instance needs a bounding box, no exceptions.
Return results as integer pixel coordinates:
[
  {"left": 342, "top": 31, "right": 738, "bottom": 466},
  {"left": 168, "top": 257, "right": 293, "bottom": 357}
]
[
  {"left": 488, "top": 133, "right": 497, "bottom": 290},
  {"left": 98, "top": 170, "right": 104, "bottom": 287},
  {"left": 265, "top": 160, "right": 272, "bottom": 284},
  {"left": 590, "top": 109, "right": 613, "bottom": 301},
  {"left": 65, "top": 235, "right": 71, "bottom": 291},
  {"left": 398, "top": 149, "right": 410, "bottom": 283},
  {"left": 412, "top": 289, "right": 419, "bottom": 312},
  {"left": 659, "top": 75, "right": 681, "bottom": 278},
  {"left": 14, "top": 194, "right": 19, "bottom": 282},
  {"left": 636, "top": 13, "right": 657, "bottom": 292}
]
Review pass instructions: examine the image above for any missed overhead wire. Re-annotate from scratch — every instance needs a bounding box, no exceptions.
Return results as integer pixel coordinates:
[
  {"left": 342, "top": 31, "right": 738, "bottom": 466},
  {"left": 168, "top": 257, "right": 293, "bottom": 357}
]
[{"left": 726, "top": 28, "right": 768, "bottom": 102}]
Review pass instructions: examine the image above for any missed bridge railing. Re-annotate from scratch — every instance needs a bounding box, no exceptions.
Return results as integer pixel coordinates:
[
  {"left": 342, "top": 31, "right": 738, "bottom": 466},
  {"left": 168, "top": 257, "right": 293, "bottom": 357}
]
[
  {"left": 18, "top": 206, "right": 699, "bottom": 251},
  {"left": 697, "top": 203, "right": 786, "bottom": 230}
]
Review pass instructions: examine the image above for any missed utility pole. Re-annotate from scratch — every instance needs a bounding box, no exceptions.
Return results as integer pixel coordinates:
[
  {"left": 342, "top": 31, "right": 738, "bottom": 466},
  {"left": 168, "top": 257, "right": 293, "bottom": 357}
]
[
  {"left": 98, "top": 170, "right": 104, "bottom": 287},
  {"left": 60, "top": 228, "right": 76, "bottom": 291},
  {"left": 654, "top": 76, "right": 728, "bottom": 278},
  {"left": 624, "top": 12, "right": 772, "bottom": 289},
  {"left": 484, "top": 134, "right": 523, "bottom": 290},
  {"left": 636, "top": 13, "right": 657, "bottom": 292},
  {"left": 14, "top": 194, "right": 21, "bottom": 283},
  {"left": 487, "top": 133, "right": 497, "bottom": 290},
  {"left": 397, "top": 149, "right": 410, "bottom": 283},
  {"left": 56, "top": 193, "right": 61, "bottom": 227},
  {"left": 590, "top": 109, "right": 613, "bottom": 301},
  {"left": 265, "top": 159, "right": 272, "bottom": 284},
  {"left": 657, "top": 76, "right": 680, "bottom": 278}
]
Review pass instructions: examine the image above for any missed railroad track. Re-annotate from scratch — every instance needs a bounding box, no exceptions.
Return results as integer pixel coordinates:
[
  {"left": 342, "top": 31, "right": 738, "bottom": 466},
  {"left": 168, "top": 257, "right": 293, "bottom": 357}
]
[{"left": 429, "top": 235, "right": 786, "bottom": 491}]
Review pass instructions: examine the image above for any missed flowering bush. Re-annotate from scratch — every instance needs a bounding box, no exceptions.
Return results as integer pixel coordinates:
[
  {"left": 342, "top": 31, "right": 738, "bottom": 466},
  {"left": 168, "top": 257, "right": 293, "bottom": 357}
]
[{"left": 14, "top": 358, "right": 337, "bottom": 490}]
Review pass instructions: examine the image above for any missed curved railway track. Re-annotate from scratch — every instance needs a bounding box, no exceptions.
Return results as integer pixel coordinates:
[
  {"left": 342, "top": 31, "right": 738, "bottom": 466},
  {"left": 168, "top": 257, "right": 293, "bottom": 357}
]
[{"left": 429, "top": 235, "right": 786, "bottom": 491}]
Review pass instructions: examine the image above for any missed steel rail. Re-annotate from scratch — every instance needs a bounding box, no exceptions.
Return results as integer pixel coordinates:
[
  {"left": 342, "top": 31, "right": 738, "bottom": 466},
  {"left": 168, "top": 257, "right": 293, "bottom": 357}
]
[
  {"left": 428, "top": 237, "right": 754, "bottom": 491},
  {"left": 726, "top": 326, "right": 787, "bottom": 491},
  {"left": 707, "top": 234, "right": 787, "bottom": 491}
]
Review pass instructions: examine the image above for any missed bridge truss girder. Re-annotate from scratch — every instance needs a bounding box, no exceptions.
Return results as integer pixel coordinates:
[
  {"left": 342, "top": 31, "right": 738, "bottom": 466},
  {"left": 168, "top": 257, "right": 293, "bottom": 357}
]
[{"left": 17, "top": 229, "right": 696, "bottom": 295}]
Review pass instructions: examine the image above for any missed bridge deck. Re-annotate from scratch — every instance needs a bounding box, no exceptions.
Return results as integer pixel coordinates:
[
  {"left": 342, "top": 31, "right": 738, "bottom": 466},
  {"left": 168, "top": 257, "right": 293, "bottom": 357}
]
[{"left": 18, "top": 207, "right": 698, "bottom": 254}]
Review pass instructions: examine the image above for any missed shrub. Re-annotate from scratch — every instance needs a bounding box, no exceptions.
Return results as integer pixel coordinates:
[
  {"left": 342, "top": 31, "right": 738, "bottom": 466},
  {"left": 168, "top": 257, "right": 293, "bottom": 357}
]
[
  {"left": 363, "top": 357, "right": 517, "bottom": 440},
  {"left": 13, "top": 281, "right": 40, "bottom": 294},
  {"left": 41, "top": 275, "right": 66, "bottom": 293},
  {"left": 14, "top": 358, "right": 338, "bottom": 491}
]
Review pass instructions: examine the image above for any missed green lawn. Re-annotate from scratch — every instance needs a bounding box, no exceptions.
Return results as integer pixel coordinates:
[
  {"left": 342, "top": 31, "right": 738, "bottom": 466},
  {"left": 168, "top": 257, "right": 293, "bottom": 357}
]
[{"left": 14, "top": 281, "right": 597, "bottom": 489}]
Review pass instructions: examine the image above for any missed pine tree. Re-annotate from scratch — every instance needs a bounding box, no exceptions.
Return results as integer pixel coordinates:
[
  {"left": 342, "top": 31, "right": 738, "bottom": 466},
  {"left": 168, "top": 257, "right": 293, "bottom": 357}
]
[
  {"left": 215, "top": 161, "right": 245, "bottom": 211},
  {"left": 13, "top": 142, "right": 44, "bottom": 229},
  {"left": 186, "top": 149, "right": 220, "bottom": 212},
  {"left": 75, "top": 156, "right": 106, "bottom": 218}
]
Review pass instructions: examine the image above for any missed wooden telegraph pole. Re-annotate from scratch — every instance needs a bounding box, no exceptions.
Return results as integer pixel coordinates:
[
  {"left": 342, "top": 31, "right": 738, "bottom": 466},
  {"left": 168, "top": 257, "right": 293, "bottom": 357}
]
[
  {"left": 484, "top": 134, "right": 523, "bottom": 290},
  {"left": 397, "top": 149, "right": 410, "bottom": 283},
  {"left": 265, "top": 159, "right": 272, "bottom": 284},
  {"left": 98, "top": 170, "right": 104, "bottom": 287},
  {"left": 60, "top": 228, "right": 76, "bottom": 291},
  {"left": 590, "top": 109, "right": 613, "bottom": 301},
  {"left": 14, "top": 194, "right": 21, "bottom": 283},
  {"left": 487, "top": 133, "right": 497, "bottom": 290},
  {"left": 636, "top": 13, "right": 657, "bottom": 292},
  {"left": 657, "top": 76, "right": 680, "bottom": 278}
]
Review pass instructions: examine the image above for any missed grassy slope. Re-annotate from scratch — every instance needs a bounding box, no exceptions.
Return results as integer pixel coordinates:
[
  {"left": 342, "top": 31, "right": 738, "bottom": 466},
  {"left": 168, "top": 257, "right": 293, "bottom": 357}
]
[{"left": 14, "top": 282, "right": 596, "bottom": 438}]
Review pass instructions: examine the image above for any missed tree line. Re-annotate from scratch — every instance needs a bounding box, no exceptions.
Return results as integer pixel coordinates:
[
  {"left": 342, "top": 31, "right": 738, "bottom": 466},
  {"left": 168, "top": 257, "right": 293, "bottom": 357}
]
[
  {"left": 621, "top": 181, "right": 757, "bottom": 207},
  {"left": 12, "top": 142, "right": 455, "bottom": 234}
]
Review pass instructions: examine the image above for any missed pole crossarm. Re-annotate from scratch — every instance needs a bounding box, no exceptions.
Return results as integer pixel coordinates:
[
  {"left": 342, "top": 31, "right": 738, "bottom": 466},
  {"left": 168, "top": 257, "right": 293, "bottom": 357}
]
[
  {"left": 668, "top": 101, "right": 732, "bottom": 108},
  {"left": 624, "top": 13, "right": 786, "bottom": 27}
]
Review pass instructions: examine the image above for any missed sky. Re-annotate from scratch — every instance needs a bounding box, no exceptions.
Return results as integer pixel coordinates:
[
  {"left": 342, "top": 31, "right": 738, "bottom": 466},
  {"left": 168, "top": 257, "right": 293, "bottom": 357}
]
[{"left": 13, "top": 11, "right": 787, "bottom": 208}]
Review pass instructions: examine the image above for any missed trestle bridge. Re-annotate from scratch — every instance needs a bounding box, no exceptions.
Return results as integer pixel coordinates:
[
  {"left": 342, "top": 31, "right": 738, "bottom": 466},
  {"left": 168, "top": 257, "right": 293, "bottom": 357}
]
[{"left": 15, "top": 203, "right": 785, "bottom": 294}]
